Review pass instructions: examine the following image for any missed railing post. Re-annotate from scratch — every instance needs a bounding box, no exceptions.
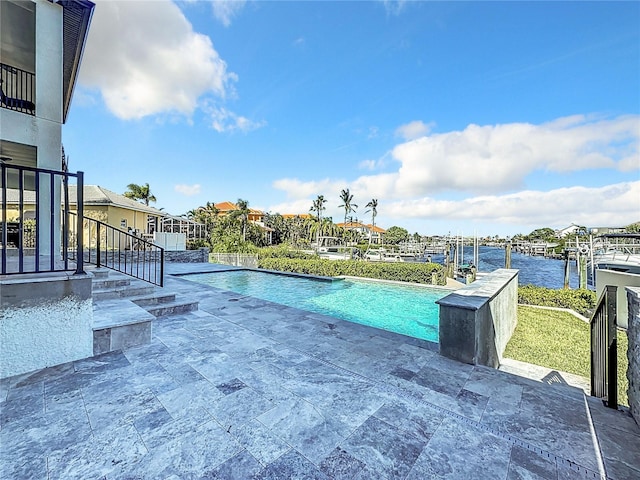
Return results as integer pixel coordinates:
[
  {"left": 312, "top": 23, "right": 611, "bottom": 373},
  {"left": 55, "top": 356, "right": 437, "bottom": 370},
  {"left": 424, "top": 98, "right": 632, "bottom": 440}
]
[
  {"left": 96, "top": 221, "right": 101, "bottom": 268},
  {"left": 48, "top": 173, "right": 55, "bottom": 271},
  {"left": 75, "top": 171, "right": 84, "bottom": 274},
  {"left": 160, "top": 248, "right": 164, "bottom": 287},
  {"left": 1, "top": 162, "right": 6, "bottom": 274},
  {"left": 606, "top": 285, "right": 618, "bottom": 408}
]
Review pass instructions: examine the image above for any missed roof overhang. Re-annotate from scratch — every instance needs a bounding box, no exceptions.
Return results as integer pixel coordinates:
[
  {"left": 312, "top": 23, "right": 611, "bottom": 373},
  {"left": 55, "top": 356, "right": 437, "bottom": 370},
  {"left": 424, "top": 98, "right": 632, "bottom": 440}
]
[{"left": 53, "top": 0, "right": 94, "bottom": 123}]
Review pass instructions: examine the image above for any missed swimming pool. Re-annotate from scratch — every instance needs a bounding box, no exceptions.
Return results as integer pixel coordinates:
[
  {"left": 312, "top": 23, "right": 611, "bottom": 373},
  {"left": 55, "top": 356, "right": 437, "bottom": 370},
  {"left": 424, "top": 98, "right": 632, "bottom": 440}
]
[{"left": 185, "top": 270, "right": 446, "bottom": 343}]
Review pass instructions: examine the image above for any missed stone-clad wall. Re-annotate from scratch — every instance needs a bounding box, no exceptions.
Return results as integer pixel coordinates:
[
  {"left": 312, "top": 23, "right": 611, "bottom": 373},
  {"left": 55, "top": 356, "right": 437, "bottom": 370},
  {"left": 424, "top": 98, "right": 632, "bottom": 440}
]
[
  {"left": 437, "top": 269, "right": 519, "bottom": 368},
  {"left": 164, "top": 248, "right": 210, "bottom": 263},
  {"left": 626, "top": 287, "right": 640, "bottom": 426}
]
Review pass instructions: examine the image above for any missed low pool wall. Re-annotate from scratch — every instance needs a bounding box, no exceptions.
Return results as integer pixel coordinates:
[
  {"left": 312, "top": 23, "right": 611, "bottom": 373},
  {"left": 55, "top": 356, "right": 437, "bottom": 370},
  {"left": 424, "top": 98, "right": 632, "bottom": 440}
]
[{"left": 437, "top": 269, "right": 519, "bottom": 368}]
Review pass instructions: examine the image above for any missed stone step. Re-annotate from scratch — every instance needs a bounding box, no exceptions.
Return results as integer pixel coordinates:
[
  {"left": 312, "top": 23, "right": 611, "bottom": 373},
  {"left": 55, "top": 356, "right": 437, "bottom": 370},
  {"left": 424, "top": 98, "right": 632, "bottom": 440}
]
[
  {"left": 92, "top": 278, "right": 131, "bottom": 290},
  {"left": 143, "top": 298, "right": 199, "bottom": 318},
  {"left": 90, "top": 268, "right": 111, "bottom": 279},
  {"left": 92, "top": 299, "right": 155, "bottom": 356},
  {"left": 92, "top": 284, "right": 157, "bottom": 301},
  {"left": 130, "top": 291, "right": 177, "bottom": 307}
]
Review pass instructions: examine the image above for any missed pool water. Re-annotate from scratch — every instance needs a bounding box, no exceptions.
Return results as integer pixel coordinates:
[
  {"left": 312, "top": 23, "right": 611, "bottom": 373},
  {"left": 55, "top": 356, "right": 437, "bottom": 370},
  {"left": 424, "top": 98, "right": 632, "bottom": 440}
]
[{"left": 186, "top": 270, "right": 446, "bottom": 343}]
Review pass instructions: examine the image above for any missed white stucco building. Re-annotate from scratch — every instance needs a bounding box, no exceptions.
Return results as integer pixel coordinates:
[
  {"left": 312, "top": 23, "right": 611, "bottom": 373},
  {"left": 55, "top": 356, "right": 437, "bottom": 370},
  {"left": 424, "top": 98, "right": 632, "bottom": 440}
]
[
  {"left": 1, "top": 0, "right": 95, "bottom": 379},
  {"left": 1, "top": 0, "right": 93, "bottom": 254}
]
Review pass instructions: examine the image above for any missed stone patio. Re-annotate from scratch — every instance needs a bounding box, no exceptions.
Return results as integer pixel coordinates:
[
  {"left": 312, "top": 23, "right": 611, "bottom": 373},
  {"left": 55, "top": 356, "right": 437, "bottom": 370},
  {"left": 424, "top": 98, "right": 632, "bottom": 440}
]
[{"left": 1, "top": 262, "right": 639, "bottom": 479}]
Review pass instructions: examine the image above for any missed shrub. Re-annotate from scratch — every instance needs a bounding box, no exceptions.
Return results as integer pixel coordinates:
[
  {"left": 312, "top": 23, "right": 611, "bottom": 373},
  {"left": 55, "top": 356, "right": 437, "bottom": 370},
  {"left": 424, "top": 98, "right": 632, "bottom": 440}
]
[
  {"left": 187, "top": 239, "right": 209, "bottom": 250},
  {"left": 517, "top": 285, "right": 596, "bottom": 317},
  {"left": 211, "top": 235, "right": 259, "bottom": 254},
  {"left": 257, "top": 258, "right": 446, "bottom": 285},
  {"left": 257, "top": 245, "right": 317, "bottom": 260}
]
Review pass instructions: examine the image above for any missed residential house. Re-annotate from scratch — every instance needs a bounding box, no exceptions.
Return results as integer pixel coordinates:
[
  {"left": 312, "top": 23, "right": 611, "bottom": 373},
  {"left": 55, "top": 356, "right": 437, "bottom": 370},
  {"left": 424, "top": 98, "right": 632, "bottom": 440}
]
[
  {"left": 1, "top": 0, "right": 95, "bottom": 379},
  {"left": 589, "top": 226, "right": 628, "bottom": 235},
  {"left": 1, "top": 0, "right": 93, "bottom": 255},
  {"left": 281, "top": 213, "right": 313, "bottom": 220},
  {"left": 337, "top": 221, "right": 386, "bottom": 245},
  {"left": 555, "top": 223, "right": 582, "bottom": 238},
  {"left": 67, "top": 185, "right": 166, "bottom": 234},
  {"left": 214, "top": 201, "right": 273, "bottom": 244},
  {"left": 215, "top": 201, "right": 265, "bottom": 222}
]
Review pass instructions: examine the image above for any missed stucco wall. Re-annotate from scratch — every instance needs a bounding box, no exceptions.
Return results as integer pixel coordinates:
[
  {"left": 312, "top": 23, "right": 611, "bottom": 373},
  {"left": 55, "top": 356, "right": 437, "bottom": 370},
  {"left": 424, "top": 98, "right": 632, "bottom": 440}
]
[
  {"left": 626, "top": 287, "right": 640, "bottom": 426},
  {"left": 1, "top": 1, "right": 64, "bottom": 256},
  {"left": 108, "top": 205, "right": 150, "bottom": 233},
  {"left": 437, "top": 269, "right": 519, "bottom": 367},
  {"left": 0, "top": 274, "right": 93, "bottom": 379}
]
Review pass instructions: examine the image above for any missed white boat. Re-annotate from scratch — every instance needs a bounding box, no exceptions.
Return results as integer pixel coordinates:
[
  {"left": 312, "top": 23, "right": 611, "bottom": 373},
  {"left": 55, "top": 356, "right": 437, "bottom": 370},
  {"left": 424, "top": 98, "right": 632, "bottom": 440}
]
[
  {"left": 315, "top": 236, "right": 358, "bottom": 260},
  {"left": 364, "top": 248, "right": 404, "bottom": 262},
  {"left": 590, "top": 233, "right": 640, "bottom": 275}
]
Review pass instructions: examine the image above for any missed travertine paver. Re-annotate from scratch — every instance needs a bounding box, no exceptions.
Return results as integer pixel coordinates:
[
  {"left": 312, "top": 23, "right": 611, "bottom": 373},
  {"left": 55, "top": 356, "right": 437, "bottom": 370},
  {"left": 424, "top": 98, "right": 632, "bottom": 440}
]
[{"left": 1, "top": 262, "right": 639, "bottom": 479}]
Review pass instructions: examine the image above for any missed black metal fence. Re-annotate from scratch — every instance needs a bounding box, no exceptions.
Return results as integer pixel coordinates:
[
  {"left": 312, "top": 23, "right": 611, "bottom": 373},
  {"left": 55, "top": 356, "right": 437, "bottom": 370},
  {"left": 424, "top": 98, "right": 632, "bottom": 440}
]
[
  {"left": 1, "top": 163, "right": 84, "bottom": 275},
  {"left": 591, "top": 285, "right": 618, "bottom": 408},
  {"left": 1, "top": 63, "right": 36, "bottom": 115},
  {"left": 69, "top": 213, "right": 164, "bottom": 287}
]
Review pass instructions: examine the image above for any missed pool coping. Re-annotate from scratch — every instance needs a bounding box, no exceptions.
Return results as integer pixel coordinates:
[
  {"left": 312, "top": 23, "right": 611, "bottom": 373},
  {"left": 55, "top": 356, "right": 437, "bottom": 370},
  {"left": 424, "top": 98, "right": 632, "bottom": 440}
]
[
  {"left": 171, "top": 265, "right": 341, "bottom": 283},
  {"left": 171, "top": 265, "right": 457, "bottom": 290}
]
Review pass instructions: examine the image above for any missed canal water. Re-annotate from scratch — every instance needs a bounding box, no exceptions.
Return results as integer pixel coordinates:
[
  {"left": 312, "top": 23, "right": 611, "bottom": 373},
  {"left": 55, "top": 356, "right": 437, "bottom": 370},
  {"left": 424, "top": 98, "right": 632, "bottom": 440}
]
[{"left": 428, "top": 246, "right": 580, "bottom": 289}]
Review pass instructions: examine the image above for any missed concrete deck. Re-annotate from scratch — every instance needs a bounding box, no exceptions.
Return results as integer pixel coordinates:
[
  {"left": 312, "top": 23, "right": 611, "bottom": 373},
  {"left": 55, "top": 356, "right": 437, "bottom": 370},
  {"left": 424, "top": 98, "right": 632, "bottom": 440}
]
[{"left": 1, "top": 262, "right": 639, "bottom": 479}]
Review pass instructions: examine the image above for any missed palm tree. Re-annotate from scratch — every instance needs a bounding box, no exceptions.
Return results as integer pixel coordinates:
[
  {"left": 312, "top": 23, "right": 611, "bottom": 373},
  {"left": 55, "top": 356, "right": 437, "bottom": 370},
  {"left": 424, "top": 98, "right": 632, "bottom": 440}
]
[
  {"left": 364, "top": 198, "right": 378, "bottom": 247},
  {"left": 232, "top": 198, "right": 250, "bottom": 241},
  {"left": 338, "top": 188, "right": 357, "bottom": 242},
  {"left": 124, "top": 183, "right": 156, "bottom": 206},
  {"left": 192, "top": 202, "right": 219, "bottom": 233},
  {"left": 309, "top": 195, "right": 327, "bottom": 246}
]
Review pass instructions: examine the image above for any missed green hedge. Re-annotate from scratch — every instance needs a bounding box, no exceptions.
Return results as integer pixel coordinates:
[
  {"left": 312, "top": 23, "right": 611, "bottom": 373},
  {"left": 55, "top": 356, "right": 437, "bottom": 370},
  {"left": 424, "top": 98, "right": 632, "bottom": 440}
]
[
  {"left": 257, "top": 258, "right": 446, "bottom": 285},
  {"left": 257, "top": 245, "right": 317, "bottom": 260},
  {"left": 517, "top": 285, "right": 596, "bottom": 317}
]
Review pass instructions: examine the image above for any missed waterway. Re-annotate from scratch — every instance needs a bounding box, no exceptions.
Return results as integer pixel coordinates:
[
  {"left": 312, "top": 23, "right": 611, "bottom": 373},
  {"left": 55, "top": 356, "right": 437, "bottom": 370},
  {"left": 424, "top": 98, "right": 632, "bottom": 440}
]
[{"left": 428, "top": 246, "right": 580, "bottom": 290}]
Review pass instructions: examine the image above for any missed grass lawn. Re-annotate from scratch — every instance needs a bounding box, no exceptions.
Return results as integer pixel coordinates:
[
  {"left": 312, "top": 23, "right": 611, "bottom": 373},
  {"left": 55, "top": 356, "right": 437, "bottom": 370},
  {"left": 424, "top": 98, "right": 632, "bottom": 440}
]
[{"left": 505, "top": 305, "right": 629, "bottom": 406}]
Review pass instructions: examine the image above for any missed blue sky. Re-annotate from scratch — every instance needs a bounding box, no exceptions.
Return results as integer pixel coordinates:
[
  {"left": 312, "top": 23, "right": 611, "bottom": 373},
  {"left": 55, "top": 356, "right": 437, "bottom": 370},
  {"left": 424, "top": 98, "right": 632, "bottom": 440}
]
[{"left": 64, "top": 0, "right": 639, "bottom": 237}]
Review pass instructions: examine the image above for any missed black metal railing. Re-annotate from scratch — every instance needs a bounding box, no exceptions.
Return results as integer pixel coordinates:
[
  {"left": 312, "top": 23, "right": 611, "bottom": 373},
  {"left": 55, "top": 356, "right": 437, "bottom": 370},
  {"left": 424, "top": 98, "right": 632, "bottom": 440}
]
[
  {"left": 68, "top": 213, "right": 164, "bottom": 287},
  {"left": 1, "top": 163, "right": 84, "bottom": 275},
  {"left": 1, "top": 63, "right": 35, "bottom": 115},
  {"left": 591, "top": 285, "right": 618, "bottom": 408}
]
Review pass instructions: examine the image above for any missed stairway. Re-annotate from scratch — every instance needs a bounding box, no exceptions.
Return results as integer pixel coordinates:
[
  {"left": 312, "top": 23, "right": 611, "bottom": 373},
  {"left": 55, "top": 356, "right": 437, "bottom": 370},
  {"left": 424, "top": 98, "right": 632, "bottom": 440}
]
[{"left": 90, "top": 268, "right": 199, "bottom": 355}]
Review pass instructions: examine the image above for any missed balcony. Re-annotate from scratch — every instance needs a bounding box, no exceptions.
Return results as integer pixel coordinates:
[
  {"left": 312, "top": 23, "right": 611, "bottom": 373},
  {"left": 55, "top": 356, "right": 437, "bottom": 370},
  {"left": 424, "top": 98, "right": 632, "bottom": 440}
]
[{"left": 0, "top": 63, "right": 35, "bottom": 115}]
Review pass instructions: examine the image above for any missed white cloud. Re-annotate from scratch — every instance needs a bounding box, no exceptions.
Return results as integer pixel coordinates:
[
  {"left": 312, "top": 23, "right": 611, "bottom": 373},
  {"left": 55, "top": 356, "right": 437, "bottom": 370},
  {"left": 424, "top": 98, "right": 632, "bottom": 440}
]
[
  {"left": 267, "top": 199, "right": 315, "bottom": 216},
  {"left": 80, "top": 0, "right": 241, "bottom": 121},
  {"left": 395, "top": 120, "right": 433, "bottom": 141},
  {"left": 204, "top": 104, "right": 266, "bottom": 133},
  {"left": 272, "top": 178, "right": 344, "bottom": 200},
  {"left": 381, "top": 0, "right": 408, "bottom": 16},
  {"left": 359, "top": 160, "right": 376, "bottom": 170},
  {"left": 391, "top": 114, "right": 639, "bottom": 195},
  {"left": 211, "top": 0, "right": 247, "bottom": 27},
  {"left": 269, "top": 115, "right": 639, "bottom": 232},
  {"left": 359, "top": 158, "right": 389, "bottom": 171},
  {"left": 174, "top": 184, "right": 201, "bottom": 196},
  {"left": 383, "top": 181, "right": 640, "bottom": 228}
]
